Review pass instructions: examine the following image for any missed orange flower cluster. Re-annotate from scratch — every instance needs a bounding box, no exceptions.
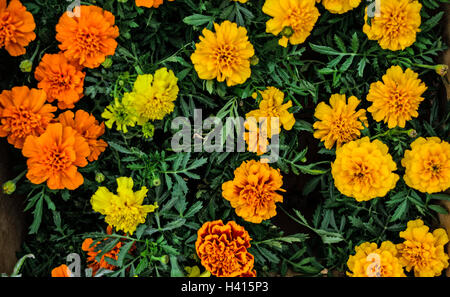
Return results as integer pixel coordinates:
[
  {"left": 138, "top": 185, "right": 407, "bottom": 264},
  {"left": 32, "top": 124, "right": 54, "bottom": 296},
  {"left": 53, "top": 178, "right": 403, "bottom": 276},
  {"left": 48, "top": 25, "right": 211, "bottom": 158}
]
[
  {"left": 0, "top": 0, "right": 36, "bottom": 56},
  {"left": 195, "top": 220, "right": 255, "bottom": 277}
]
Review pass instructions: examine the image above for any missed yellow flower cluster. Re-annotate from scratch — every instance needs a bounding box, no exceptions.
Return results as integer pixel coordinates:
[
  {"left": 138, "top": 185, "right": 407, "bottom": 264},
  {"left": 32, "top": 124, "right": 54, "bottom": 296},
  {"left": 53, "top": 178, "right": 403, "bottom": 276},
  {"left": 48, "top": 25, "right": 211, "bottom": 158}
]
[{"left": 348, "top": 219, "right": 449, "bottom": 277}]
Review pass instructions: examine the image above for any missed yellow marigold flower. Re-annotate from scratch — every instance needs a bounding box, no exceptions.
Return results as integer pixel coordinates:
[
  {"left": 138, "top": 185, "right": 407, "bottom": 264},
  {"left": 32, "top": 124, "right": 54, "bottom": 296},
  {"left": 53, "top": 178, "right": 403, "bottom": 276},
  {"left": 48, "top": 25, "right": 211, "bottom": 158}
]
[
  {"left": 245, "top": 87, "right": 295, "bottom": 138},
  {"left": 313, "top": 94, "right": 368, "bottom": 150},
  {"left": 233, "top": 0, "right": 249, "bottom": 3},
  {"left": 190, "top": 21, "right": 255, "bottom": 87},
  {"left": 396, "top": 219, "right": 449, "bottom": 277},
  {"left": 331, "top": 137, "right": 399, "bottom": 201},
  {"left": 347, "top": 241, "right": 406, "bottom": 277},
  {"left": 318, "top": 0, "right": 361, "bottom": 14},
  {"left": 222, "top": 160, "right": 284, "bottom": 223},
  {"left": 129, "top": 68, "right": 179, "bottom": 124},
  {"left": 91, "top": 177, "right": 159, "bottom": 234},
  {"left": 101, "top": 97, "right": 138, "bottom": 133},
  {"left": 367, "top": 66, "right": 427, "bottom": 128},
  {"left": 401, "top": 137, "right": 450, "bottom": 194},
  {"left": 363, "top": 0, "right": 421, "bottom": 51},
  {"left": 262, "top": 0, "right": 320, "bottom": 47}
]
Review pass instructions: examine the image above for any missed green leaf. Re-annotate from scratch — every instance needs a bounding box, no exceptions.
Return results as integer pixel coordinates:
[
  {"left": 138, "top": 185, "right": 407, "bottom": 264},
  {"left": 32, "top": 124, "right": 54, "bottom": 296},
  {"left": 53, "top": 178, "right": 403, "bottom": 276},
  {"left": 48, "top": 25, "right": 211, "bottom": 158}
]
[
  {"left": 108, "top": 141, "right": 133, "bottom": 154},
  {"left": 117, "top": 241, "right": 135, "bottom": 267},
  {"left": 389, "top": 200, "right": 408, "bottom": 222},
  {"left": 351, "top": 32, "right": 359, "bottom": 53},
  {"left": 170, "top": 255, "right": 184, "bottom": 277},
  {"left": 310, "top": 43, "right": 342, "bottom": 56},
  {"left": 184, "top": 201, "right": 203, "bottom": 218},
  {"left": 428, "top": 204, "right": 449, "bottom": 215},
  {"left": 183, "top": 14, "right": 214, "bottom": 26}
]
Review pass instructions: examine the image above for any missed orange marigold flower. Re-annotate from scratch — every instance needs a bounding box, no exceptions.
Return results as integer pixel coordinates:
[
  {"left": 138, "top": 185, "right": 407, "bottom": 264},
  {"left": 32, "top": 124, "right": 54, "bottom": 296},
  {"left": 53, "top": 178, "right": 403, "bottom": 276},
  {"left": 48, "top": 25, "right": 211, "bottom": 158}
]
[
  {"left": 0, "top": 0, "right": 36, "bottom": 56},
  {"left": 51, "top": 264, "right": 72, "bottom": 277},
  {"left": 56, "top": 5, "right": 119, "bottom": 69},
  {"left": 22, "top": 123, "right": 90, "bottom": 190},
  {"left": 195, "top": 220, "right": 255, "bottom": 277},
  {"left": 135, "top": 0, "right": 175, "bottom": 8},
  {"left": 0, "top": 86, "right": 56, "bottom": 149},
  {"left": 244, "top": 118, "right": 270, "bottom": 156},
  {"left": 34, "top": 53, "right": 86, "bottom": 110},
  {"left": 222, "top": 160, "right": 284, "bottom": 223},
  {"left": 58, "top": 110, "right": 107, "bottom": 162}
]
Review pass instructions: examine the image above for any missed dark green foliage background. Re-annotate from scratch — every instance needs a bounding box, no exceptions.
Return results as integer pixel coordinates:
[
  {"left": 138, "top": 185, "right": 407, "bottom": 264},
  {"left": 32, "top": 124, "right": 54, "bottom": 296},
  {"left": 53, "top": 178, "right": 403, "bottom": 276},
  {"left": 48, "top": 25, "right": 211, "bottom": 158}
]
[{"left": 0, "top": 0, "right": 448, "bottom": 276}]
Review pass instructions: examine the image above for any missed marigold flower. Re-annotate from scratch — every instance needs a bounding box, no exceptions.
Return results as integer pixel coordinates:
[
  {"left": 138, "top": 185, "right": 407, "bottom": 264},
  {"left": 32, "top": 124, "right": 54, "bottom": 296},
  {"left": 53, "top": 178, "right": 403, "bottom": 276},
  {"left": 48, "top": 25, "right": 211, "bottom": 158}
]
[
  {"left": 347, "top": 241, "right": 406, "bottom": 277},
  {"left": 244, "top": 118, "right": 270, "bottom": 156},
  {"left": 0, "top": 0, "right": 36, "bottom": 56},
  {"left": 58, "top": 110, "right": 108, "bottom": 162},
  {"left": 135, "top": 0, "right": 175, "bottom": 8},
  {"left": 0, "top": 86, "right": 56, "bottom": 149},
  {"left": 401, "top": 137, "right": 450, "bottom": 194},
  {"left": 222, "top": 160, "right": 284, "bottom": 223},
  {"left": 331, "top": 137, "right": 399, "bottom": 201},
  {"left": 101, "top": 97, "right": 138, "bottom": 133},
  {"left": 363, "top": 0, "right": 421, "bottom": 51},
  {"left": 51, "top": 264, "right": 72, "bottom": 277},
  {"left": 22, "top": 123, "right": 90, "bottom": 190},
  {"left": 191, "top": 20, "right": 255, "bottom": 87},
  {"left": 195, "top": 220, "right": 255, "bottom": 277},
  {"left": 91, "top": 177, "right": 159, "bottom": 234},
  {"left": 34, "top": 53, "right": 86, "bottom": 110},
  {"left": 396, "top": 219, "right": 449, "bottom": 277},
  {"left": 318, "top": 0, "right": 361, "bottom": 14},
  {"left": 262, "top": 0, "right": 320, "bottom": 47},
  {"left": 56, "top": 5, "right": 119, "bottom": 68},
  {"left": 129, "top": 68, "right": 179, "bottom": 123},
  {"left": 245, "top": 87, "right": 295, "bottom": 138},
  {"left": 313, "top": 94, "right": 368, "bottom": 150},
  {"left": 367, "top": 66, "right": 427, "bottom": 129}
]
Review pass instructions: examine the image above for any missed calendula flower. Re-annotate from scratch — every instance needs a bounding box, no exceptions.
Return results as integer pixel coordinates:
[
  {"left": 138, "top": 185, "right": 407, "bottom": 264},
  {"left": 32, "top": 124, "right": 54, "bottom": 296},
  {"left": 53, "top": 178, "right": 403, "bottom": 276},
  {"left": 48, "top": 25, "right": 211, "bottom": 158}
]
[
  {"left": 397, "top": 219, "right": 449, "bottom": 277},
  {"left": 135, "top": 0, "right": 175, "bottom": 7},
  {"left": 0, "top": 0, "right": 36, "bottom": 56},
  {"left": 91, "top": 177, "right": 159, "bottom": 234},
  {"left": 222, "top": 160, "right": 284, "bottom": 223},
  {"left": 34, "top": 53, "right": 86, "bottom": 110},
  {"left": 331, "top": 137, "right": 399, "bottom": 201},
  {"left": 245, "top": 87, "right": 295, "bottom": 138},
  {"left": 318, "top": 0, "right": 361, "bottom": 14},
  {"left": 0, "top": 86, "right": 56, "bottom": 149},
  {"left": 367, "top": 66, "right": 427, "bottom": 128},
  {"left": 22, "top": 123, "right": 90, "bottom": 190},
  {"left": 56, "top": 5, "right": 119, "bottom": 68},
  {"left": 58, "top": 110, "right": 108, "bottom": 162},
  {"left": 363, "top": 0, "right": 421, "bottom": 51},
  {"left": 191, "top": 21, "right": 255, "bottom": 87},
  {"left": 313, "top": 94, "right": 368, "bottom": 149},
  {"left": 195, "top": 220, "right": 255, "bottom": 277},
  {"left": 101, "top": 97, "right": 138, "bottom": 133},
  {"left": 129, "top": 68, "right": 179, "bottom": 124},
  {"left": 347, "top": 241, "right": 406, "bottom": 277},
  {"left": 243, "top": 117, "right": 270, "bottom": 156},
  {"left": 51, "top": 264, "right": 72, "bottom": 277},
  {"left": 262, "top": 0, "right": 320, "bottom": 47},
  {"left": 401, "top": 137, "right": 450, "bottom": 194}
]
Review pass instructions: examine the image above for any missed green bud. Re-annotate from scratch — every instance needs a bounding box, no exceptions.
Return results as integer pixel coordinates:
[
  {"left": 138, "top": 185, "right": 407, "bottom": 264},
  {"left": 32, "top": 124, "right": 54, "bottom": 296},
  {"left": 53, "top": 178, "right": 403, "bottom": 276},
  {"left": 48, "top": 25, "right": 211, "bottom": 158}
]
[
  {"left": 95, "top": 172, "right": 106, "bottom": 183},
  {"left": 435, "top": 64, "right": 448, "bottom": 77},
  {"left": 250, "top": 55, "right": 259, "bottom": 66},
  {"left": 2, "top": 180, "right": 16, "bottom": 195},
  {"left": 280, "top": 26, "right": 295, "bottom": 38},
  {"left": 141, "top": 122, "right": 155, "bottom": 139},
  {"left": 408, "top": 129, "right": 418, "bottom": 138},
  {"left": 152, "top": 176, "right": 161, "bottom": 187},
  {"left": 102, "top": 57, "right": 113, "bottom": 69},
  {"left": 160, "top": 255, "right": 169, "bottom": 265},
  {"left": 19, "top": 60, "right": 32, "bottom": 73}
]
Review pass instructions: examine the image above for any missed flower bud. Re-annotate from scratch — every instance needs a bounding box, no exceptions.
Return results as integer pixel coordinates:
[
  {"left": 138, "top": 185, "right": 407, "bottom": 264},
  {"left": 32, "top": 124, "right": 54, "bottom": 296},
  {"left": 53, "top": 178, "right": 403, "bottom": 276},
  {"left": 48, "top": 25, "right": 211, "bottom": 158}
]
[
  {"left": 407, "top": 129, "right": 417, "bottom": 138},
  {"left": 280, "top": 26, "right": 295, "bottom": 38},
  {"left": 95, "top": 172, "right": 106, "bottom": 183},
  {"left": 2, "top": 180, "right": 16, "bottom": 195},
  {"left": 141, "top": 122, "right": 155, "bottom": 139},
  {"left": 102, "top": 57, "right": 113, "bottom": 69},
  {"left": 435, "top": 64, "right": 448, "bottom": 77},
  {"left": 19, "top": 60, "right": 32, "bottom": 73},
  {"left": 250, "top": 55, "right": 259, "bottom": 66},
  {"left": 152, "top": 176, "right": 161, "bottom": 187}
]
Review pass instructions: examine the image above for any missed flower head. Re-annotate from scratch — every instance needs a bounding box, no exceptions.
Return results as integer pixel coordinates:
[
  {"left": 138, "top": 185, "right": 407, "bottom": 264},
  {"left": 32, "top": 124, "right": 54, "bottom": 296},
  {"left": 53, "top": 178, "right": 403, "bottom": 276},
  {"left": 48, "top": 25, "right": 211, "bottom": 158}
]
[
  {"left": 22, "top": 123, "right": 90, "bottom": 190},
  {"left": 347, "top": 241, "right": 405, "bottom": 277},
  {"left": 58, "top": 110, "right": 108, "bottom": 162},
  {"left": 51, "top": 264, "right": 72, "bottom": 277},
  {"left": 34, "top": 53, "right": 86, "bottom": 110},
  {"left": 0, "top": 0, "right": 36, "bottom": 56},
  {"left": 101, "top": 97, "right": 138, "bottom": 133},
  {"left": 319, "top": 0, "right": 361, "bottom": 14},
  {"left": 135, "top": 0, "right": 175, "bottom": 8},
  {"left": 0, "top": 86, "right": 56, "bottom": 149},
  {"left": 313, "top": 94, "right": 368, "bottom": 149},
  {"left": 91, "top": 177, "right": 159, "bottom": 234},
  {"left": 367, "top": 66, "right": 427, "bottom": 128},
  {"left": 222, "top": 160, "right": 284, "bottom": 223},
  {"left": 244, "top": 118, "right": 270, "bottom": 156},
  {"left": 401, "top": 137, "right": 450, "bottom": 194},
  {"left": 56, "top": 5, "right": 119, "bottom": 68},
  {"left": 195, "top": 220, "right": 255, "bottom": 277},
  {"left": 263, "top": 0, "right": 320, "bottom": 47},
  {"left": 331, "top": 137, "right": 399, "bottom": 201},
  {"left": 363, "top": 0, "right": 421, "bottom": 51},
  {"left": 245, "top": 87, "right": 295, "bottom": 138},
  {"left": 129, "top": 68, "right": 179, "bottom": 124},
  {"left": 396, "top": 219, "right": 449, "bottom": 277},
  {"left": 191, "top": 21, "right": 255, "bottom": 87}
]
